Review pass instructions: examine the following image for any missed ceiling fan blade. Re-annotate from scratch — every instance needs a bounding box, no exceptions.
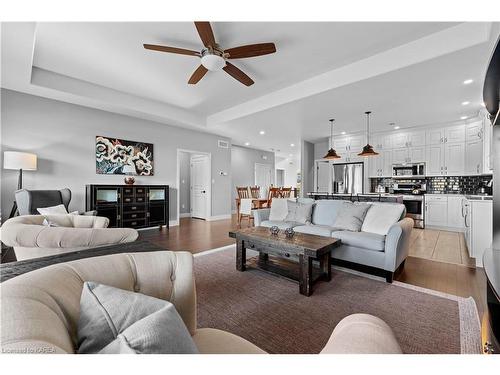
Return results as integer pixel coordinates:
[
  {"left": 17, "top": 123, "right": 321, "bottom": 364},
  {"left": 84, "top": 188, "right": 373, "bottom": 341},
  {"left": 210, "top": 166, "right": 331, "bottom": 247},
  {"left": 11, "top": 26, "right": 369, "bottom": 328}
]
[
  {"left": 223, "top": 62, "right": 254, "bottom": 86},
  {"left": 143, "top": 44, "right": 200, "bottom": 57},
  {"left": 194, "top": 22, "right": 216, "bottom": 48},
  {"left": 225, "top": 43, "right": 276, "bottom": 59},
  {"left": 188, "top": 65, "right": 209, "bottom": 84}
]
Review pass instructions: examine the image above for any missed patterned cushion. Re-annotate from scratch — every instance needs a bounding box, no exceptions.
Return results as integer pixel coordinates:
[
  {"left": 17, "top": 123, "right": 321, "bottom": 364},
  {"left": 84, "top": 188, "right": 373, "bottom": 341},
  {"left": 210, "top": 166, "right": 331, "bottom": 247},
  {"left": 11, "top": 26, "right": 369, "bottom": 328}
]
[{"left": 333, "top": 202, "right": 371, "bottom": 232}]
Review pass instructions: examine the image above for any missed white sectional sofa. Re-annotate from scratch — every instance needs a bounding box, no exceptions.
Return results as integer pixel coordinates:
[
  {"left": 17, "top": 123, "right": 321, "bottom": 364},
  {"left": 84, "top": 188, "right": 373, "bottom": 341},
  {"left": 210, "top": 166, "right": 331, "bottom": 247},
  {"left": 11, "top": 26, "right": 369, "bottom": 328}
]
[{"left": 253, "top": 199, "right": 414, "bottom": 282}]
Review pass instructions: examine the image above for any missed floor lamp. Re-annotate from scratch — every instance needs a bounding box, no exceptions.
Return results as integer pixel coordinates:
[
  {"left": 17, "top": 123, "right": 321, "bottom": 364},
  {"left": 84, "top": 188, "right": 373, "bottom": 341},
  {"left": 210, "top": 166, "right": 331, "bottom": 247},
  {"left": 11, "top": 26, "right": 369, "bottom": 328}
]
[{"left": 3, "top": 151, "right": 37, "bottom": 219}]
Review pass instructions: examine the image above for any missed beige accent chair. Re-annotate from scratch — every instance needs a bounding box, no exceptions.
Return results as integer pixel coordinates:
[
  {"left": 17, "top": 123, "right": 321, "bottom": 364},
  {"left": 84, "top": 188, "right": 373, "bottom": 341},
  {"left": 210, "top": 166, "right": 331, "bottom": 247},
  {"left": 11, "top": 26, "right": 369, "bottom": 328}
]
[
  {"left": 1, "top": 215, "right": 138, "bottom": 261},
  {"left": 0, "top": 251, "right": 266, "bottom": 354}
]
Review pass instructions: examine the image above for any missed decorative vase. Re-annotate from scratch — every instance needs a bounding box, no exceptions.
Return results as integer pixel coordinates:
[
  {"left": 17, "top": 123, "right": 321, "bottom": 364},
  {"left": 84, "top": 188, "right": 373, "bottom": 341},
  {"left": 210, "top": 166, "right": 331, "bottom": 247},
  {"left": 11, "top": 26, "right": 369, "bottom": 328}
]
[
  {"left": 269, "top": 226, "right": 280, "bottom": 236},
  {"left": 284, "top": 227, "right": 295, "bottom": 239},
  {"left": 124, "top": 177, "right": 136, "bottom": 185}
]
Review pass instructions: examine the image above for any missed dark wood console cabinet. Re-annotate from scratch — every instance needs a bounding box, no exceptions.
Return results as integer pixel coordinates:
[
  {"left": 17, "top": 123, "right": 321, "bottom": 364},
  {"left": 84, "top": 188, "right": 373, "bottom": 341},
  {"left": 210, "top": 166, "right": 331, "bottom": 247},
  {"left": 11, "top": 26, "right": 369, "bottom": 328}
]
[{"left": 86, "top": 184, "right": 169, "bottom": 230}]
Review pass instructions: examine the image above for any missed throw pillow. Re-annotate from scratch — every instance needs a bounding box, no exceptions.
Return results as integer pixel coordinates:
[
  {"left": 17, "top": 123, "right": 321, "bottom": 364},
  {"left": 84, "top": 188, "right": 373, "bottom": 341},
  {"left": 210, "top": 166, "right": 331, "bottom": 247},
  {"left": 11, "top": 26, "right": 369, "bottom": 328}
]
[
  {"left": 37, "top": 204, "right": 69, "bottom": 215},
  {"left": 333, "top": 202, "right": 371, "bottom": 232},
  {"left": 268, "top": 198, "right": 293, "bottom": 221},
  {"left": 284, "top": 201, "right": 313, "bottom": 224},
  {"left": 77, "top": 282, "right": 199, "bottom": 354},
  {"left": 361, "top": 203, "right": 405, "bottom": 235},
  {"left": 42, "top": 214, "right": 74, "bottom": 227}
]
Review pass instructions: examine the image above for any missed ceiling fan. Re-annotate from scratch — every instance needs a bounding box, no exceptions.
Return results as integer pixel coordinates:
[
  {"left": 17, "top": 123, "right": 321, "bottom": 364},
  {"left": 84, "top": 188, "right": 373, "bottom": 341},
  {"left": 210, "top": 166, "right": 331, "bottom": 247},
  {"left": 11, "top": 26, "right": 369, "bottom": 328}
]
[{"left": 143, "top": 22, "right": 276, "bottom": 86}]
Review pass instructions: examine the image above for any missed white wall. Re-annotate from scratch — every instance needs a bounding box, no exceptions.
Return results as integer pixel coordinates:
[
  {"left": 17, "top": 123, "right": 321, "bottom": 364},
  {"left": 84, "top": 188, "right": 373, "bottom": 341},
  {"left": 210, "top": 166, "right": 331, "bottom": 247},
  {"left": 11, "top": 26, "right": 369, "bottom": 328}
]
[
  {"left": 0, "top": 89, "right": 232, "bottom": 223},
  {"left": 230, "top": 145, "right": 275, "bottom": 211},
  {"left": 300, "top": 140, "right": 315, "bottom": 197},
  {"left": 275, "top": 156, "right": 299, "bottom": 188}
]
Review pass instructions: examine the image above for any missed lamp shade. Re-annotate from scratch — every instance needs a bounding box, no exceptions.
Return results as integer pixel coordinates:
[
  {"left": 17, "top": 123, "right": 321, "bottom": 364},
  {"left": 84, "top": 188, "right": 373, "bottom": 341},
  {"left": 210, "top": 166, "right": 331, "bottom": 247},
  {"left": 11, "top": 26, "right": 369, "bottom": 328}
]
[{"left": 3, "top": 151, "right": 37, "bottom": 170}]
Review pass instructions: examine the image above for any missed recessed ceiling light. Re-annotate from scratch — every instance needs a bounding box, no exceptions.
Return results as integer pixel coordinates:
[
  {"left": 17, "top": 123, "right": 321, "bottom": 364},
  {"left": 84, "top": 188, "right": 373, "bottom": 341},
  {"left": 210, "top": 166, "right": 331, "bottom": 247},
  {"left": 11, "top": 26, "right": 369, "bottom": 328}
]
[
  {"left": 463, "top": 79, "right": 473, "bottom": 85},
  {"left": 244, "top": 142, "right": 250, "bottom": 146},
  {"left": 259, "top": 130, "right": 265, "bottom": 135},
  {"left": 290, "top": 143, "right": 295, "bottom": 147},
  {"left": 460, "top": 116, "right": 467, "bottom": 120},
  {"left": 341, "top": 131, "right": 346, "bottom": 135},
  {"left": 394, "top": 126, "right": 400, "bottom": 130},
  {"left": 461, "top": 101, "right": 470, "bottom": 106}
]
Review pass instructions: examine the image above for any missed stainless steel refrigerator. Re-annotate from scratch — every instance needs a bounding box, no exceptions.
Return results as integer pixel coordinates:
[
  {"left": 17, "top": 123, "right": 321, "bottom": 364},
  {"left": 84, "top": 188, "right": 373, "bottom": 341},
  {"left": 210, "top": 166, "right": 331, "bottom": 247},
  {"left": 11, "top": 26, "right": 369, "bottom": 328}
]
[{"left": 331, "top": 163, "right": 364, "bottom": 194}]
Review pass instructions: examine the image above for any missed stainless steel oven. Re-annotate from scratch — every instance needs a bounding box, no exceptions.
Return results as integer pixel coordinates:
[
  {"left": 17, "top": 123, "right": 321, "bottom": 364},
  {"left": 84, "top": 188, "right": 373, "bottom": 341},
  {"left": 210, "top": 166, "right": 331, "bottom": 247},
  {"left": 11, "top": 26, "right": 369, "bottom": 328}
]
[{"left": 392, "top": 181, "right": 426, "bottom": 229}]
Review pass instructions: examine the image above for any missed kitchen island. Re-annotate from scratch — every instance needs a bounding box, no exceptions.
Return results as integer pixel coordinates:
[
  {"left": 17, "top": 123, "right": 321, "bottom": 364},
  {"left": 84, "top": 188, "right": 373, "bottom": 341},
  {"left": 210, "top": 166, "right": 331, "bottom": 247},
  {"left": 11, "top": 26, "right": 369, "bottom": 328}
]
[{"left": 307, "top": 192, "right": 403, "bottom": 203}]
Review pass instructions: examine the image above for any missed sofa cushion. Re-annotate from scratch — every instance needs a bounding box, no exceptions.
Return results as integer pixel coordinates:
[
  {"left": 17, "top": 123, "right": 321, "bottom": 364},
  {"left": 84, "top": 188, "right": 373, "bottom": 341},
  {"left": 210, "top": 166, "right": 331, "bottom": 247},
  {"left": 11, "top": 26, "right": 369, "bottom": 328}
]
[
  {"left": 260, "top": 220, "right": 300, "bottom": 230},
  {"left": 284, "top": 201, "right": 313, "bottom": 224},
  {"left": 268, "top": 198, "right": 291, "bottom": 221},
  {"left": 333, "top": 202, "right": 371, "bottom": 232},
  {"left": 78, "top": 282, "right": 198, "bottom": 354},
  {"left": 311, "top": 200, "right": 345, "bottom": 226},
  {"left": 361, "top": 203, "right": 406, "bottom": 235},
  {"left": 294, "top": 224, "right": 338, "bottom": 237},
  {"left": 331, "top": 231, "right": 386, "bottom": 252}
]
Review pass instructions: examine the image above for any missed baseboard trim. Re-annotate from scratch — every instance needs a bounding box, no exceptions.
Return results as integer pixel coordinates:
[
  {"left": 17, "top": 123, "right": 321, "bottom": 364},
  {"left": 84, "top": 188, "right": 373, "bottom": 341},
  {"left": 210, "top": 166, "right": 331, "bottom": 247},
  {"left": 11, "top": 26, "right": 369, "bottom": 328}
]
[
  {"left": 425, "top": 225, "right": 465, "bottom": 233},
  {"left": 169, "top": 220, "right": 179, "bottom": 227},
  {"left": 179, "top": 213, "right": 191, "bottom": 218},
  {"left": 206, "top": 214, "right": 231, "bottom": 221}
]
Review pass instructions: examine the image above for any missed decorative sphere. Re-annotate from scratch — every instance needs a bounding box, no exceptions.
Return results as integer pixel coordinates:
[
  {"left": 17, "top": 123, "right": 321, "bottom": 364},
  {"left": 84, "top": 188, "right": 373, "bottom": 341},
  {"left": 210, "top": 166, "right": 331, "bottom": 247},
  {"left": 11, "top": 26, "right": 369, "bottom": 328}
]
[{"left": 269, "top": 226, "right": 280, "bottom": 235}]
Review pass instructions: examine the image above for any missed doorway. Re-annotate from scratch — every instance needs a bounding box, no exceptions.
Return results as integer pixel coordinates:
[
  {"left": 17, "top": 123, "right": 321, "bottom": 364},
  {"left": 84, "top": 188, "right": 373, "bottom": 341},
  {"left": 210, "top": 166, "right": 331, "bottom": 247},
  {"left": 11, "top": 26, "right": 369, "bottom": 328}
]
[
  {"left": 177, "top": 149, "right": 212, "bottom": 223},
  {"left": 276, "top": 169, "right": 285, "bottom": 187}
]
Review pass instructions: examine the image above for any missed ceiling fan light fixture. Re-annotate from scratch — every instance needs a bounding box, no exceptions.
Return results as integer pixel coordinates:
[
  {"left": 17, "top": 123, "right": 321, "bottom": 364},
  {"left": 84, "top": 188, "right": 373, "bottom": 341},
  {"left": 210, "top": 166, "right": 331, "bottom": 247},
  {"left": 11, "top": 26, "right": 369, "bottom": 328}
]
[{"left": 201, "top": 54, "right": 226, "bottom": 71}]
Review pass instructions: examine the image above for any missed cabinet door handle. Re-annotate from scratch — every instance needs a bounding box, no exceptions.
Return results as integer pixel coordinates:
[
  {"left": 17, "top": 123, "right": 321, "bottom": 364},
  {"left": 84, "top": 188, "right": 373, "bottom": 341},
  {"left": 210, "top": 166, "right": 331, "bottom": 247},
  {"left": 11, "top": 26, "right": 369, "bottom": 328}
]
[
  {"left": 444, "top": 166, "right": 447, "bottom": 170},
  {"left": 440, "top": 137, "right": 443, "bottom": 143},
  {"left": 445, "top": 137, "right": 448, "bottom": 143}
]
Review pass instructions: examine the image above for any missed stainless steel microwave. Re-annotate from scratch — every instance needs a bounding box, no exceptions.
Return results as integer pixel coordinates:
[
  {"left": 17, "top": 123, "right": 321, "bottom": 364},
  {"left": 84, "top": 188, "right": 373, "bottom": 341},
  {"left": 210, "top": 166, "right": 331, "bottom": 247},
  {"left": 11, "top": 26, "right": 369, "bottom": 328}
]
[{"left": 392, "top": 163, "right": 425, "bottom": 178}]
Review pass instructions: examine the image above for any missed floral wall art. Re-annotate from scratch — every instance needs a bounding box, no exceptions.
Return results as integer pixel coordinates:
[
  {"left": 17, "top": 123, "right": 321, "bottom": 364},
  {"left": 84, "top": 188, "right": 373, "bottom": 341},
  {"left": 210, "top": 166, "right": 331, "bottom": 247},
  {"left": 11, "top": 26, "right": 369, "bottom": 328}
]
[{"left": 95, "top": 136, "right": 154, "bottom": 175}]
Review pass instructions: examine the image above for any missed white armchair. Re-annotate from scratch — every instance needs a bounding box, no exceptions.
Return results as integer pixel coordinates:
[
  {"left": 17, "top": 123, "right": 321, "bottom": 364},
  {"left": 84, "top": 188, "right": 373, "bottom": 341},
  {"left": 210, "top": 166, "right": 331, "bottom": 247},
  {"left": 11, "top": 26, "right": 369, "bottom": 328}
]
[{"left": 1, "top": 215, "right": 138, "bottom": 261}]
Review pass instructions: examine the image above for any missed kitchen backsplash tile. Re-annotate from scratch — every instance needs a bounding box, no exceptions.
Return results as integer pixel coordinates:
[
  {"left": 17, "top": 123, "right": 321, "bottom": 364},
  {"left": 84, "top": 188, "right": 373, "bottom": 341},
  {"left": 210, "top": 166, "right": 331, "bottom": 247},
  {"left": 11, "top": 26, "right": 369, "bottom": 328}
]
[{"left": 371, "top": 175, "right": 492, "bottom": 195}]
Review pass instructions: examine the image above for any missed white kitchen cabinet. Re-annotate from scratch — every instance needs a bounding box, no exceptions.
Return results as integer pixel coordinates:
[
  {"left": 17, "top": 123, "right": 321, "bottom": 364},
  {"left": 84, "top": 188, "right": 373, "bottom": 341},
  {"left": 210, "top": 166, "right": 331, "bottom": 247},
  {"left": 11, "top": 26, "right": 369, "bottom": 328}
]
[
  {"left": 333, "top": 137, "right": 349, "bottom": 152},
  {"left": 426, "top": 128, "right": 444, "bottom": 145},
  {"left": 391, "top": 133, "right": 408, "bottom": 149},
  {"left": 407, "top": 131, "right": 426, "bottom": 147},
  {"left": 426, "top": 145, "right": 445, "bottom": 176},
  {"left": 348, "top": 135, "right": 365, "bottom": 152},
  {"left": 409, "top": 147, "right": 425, "bottom": 162},
  {"left": 372, "top": 134, "right": 392, "bottom": 150},
  {"left": 392, "top": 148, "right": 408, "bottom": 164},
  {"left": 425, "top": 196, "right": 448, "bottom": 227},
  {"left": 468, "top": 200, "right": 492, "bottom": 267},
  {"left": 447, "top": 196, "right": 465, "bottom": 229},
  {"left": 444, "top": 125, "right": 466, "bottom": 144},
  {"left": 380, "top": 150, "right": 392, "bottom": 176},
  {"left": 465, "top": 139, "right": 483, "bottom": 175},
  {"left": 368, "top": 156, "right": 379, "bottom": 178},
  {"left": 483, "top": 118, "right": 493, "bottom": 174},
  {"left": 466, "top": 121, "right": 483, "bottom": 141},
  {"left": 444, "top": 143, "right": 465, "bottom": 175},
  {"left": 368, "top": 150, "right": 392, "bottom": 177}
]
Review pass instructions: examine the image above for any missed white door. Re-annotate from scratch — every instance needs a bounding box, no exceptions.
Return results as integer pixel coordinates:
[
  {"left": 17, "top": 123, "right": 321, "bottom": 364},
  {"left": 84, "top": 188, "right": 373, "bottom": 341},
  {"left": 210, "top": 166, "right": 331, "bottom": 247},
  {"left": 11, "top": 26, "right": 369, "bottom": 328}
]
[
  {"left": 255, "top": 163, "right": 272, "bottom": 198},
  {"left": 407, "top": 131, "right": 426, "bottom": 147},
  {"left": 276, "top": 169, "right": 285, "bottom": 187},
  {"left": 426, "top": 145, "right": 444, "bottom": 176},
  {"left": 445, "top": 125, "right": 466, "bottom": 144},
  {"left": 426, "top": 200, "right": 448, "bottom": 226},
  {"left": 190, "top": 155, "right": 210, "bottom": 219},
  {"left": 315, "top": 161, "right": 331, "bottom": 191},
  {"left": 392, "top": 148, "right": 409, "bottom": 164},
  {"left": 408, "top": 147, "right": 425, "bottom": 163},
  {"left": 465, "top": 139, "right": 483, "bottom": 175},
  {"left": 444, "top": 143, "right": 465, "bottom": 175}
]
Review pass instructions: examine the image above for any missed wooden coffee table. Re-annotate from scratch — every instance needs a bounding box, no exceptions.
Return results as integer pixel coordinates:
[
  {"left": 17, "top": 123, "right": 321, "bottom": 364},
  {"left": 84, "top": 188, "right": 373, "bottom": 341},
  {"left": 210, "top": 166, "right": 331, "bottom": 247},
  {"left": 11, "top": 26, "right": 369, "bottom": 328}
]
[{"left": 229, "top": 227, "right": 341, "bottom": 296}]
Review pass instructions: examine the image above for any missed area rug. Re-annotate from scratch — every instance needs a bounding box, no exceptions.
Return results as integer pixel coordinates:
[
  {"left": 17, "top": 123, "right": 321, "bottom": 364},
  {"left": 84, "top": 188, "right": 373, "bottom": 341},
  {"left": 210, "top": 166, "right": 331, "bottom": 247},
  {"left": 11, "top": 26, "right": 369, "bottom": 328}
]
[{"left": 193, "top": 245, "right": 481, "bottom": 354}]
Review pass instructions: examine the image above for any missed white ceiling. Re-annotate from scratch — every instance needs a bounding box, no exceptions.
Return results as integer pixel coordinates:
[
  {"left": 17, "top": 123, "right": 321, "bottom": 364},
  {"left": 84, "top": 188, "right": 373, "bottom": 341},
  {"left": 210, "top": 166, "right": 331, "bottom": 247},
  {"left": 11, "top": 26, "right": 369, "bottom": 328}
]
[{"left": 2, "top": 21, "right": 499, "bottom": 157}]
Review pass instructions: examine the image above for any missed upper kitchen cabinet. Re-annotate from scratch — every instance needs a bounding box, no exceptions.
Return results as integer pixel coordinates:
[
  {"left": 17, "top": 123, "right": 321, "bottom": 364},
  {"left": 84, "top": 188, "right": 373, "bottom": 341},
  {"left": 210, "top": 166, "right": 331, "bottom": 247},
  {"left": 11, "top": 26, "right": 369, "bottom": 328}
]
[
  {"left": 464, "top": 139, "right": 483, "bottom": 175},
  {"left": 372, "top": 134, "right": 392, "bottom": 150},
  {"left": 444, "top": 142, "right": 465, "bottom": 175},
  {"left": 407, "top": 131, "right": 426, "bottom": 147},
  {"left": 466, "top": 121, "right": 483, "bottom": 141},
  {"left": 444, "top": 125, "right": 466, "bottom": 144},
  {"left": 333, "top": 134, "right": 365, "bottom": 153},
  {"left": 368, "top": 150, "right": 392, "bottom": 177},
  {"left": 391, "top": 133, "right": 408, "bottom": 149},
  {"left": 426, "top": 128, "right": 444, "bottom": 145},
  {"left": 426, "top": 145, "right": 445, "bottom": 176}
]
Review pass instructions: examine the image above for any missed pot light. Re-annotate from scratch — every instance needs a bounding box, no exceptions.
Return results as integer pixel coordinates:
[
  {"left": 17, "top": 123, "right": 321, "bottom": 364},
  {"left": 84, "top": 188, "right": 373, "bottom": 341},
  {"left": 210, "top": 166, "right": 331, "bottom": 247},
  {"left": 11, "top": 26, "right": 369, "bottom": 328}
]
[
  {"left": 461, "top": 101, "right": 470, "bottom": 106},
  {"left": 201, "top": 54, "right": 226, "bottom": 71},
  {"left": 290, "top": 143, "right": 295, "bottom": 147},
  {"left": 259, "top": 130, "right": 265, "bottom": 135},
  {"left": 341, "top": 131, "right": 346, "bottom": 135},
  {"left": 244, "top": 142, "right": 250, "bottom": 146},
  {"left": 394, "top": 126, "right": 400, "bottom": 130},
  {"left": 460, "top": 116, "right": 468, "bottom": 120},
  {"left": 463, "top": 79, "right": 473, "bottom": 85}
]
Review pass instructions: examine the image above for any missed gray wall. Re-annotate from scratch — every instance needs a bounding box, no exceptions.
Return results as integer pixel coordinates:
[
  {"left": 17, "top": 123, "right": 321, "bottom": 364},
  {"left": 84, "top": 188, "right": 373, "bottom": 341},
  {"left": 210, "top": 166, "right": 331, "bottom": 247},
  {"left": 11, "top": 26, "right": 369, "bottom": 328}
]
[
  {"left": 314, "top": 139, "right": 329, "bottom": 160},
  {"left": 178, "top": 151, "right": 191, "bottom": 215},
  {"left": 300, "top": 140, "right": 315, "bottom": 197},
  {"left": 230, "top": 145, "right": 275, "bottom": 211},
  {"left": 0, "top": 89, "right": 232, "bottom": 222}
]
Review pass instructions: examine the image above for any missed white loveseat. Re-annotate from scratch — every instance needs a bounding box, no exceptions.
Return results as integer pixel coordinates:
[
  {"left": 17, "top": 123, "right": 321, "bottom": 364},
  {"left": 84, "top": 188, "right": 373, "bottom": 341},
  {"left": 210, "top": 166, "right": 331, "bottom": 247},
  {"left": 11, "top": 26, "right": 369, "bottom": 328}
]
[{"left": 253, "top": 199, "right": 413, "bottom": 282}]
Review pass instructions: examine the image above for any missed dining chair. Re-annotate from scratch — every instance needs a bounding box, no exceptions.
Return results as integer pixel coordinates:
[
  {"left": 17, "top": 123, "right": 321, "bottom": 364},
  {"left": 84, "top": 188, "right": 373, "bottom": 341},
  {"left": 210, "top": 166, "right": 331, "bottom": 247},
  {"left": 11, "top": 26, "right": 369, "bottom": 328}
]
[
  {"left": 236, "top": 186, "right": 251, "bottom": 199},
  {"left": 250, "top": 186, "right": 261, "bottom": 199},
  {"left": 238, "top": 198, "right": 254, "bottom": 227},
  {"left": 280, "top": 187, "right": 292, "bottom": 198},
  {"left": 264, "top": 187, "right": 281, "bottom": 208}
]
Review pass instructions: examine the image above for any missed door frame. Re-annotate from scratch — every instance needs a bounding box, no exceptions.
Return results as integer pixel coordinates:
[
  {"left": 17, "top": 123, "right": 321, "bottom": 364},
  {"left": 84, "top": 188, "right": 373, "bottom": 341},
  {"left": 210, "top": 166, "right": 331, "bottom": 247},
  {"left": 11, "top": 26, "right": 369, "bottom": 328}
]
[
  {"left": 176, "top": 149, "right": 212, "bottom": 224},
  {"left": 254, "top": 162, "right": 273, "bottom": 198}
]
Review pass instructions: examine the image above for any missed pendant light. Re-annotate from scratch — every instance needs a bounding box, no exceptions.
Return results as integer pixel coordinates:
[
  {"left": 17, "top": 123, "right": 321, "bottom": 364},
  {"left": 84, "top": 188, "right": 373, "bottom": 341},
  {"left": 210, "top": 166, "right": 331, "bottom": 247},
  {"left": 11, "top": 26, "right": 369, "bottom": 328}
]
[
  {"left": 358, "top": 111, "right": 379, "bottom": 157},
  {"left": 323, "top": 119, "right": 341, "bottom": 159}
]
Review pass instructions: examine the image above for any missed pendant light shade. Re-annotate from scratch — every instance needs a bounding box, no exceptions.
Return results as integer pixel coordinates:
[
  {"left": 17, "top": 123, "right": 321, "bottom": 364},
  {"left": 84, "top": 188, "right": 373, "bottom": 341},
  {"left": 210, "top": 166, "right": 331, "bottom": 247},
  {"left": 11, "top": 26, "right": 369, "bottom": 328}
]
[
  {"left": 358, "top": 111, "right": 379, "bottom": 157},
  {"left": 323, "top": 119, "right": 341, "bottom": 159}
]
